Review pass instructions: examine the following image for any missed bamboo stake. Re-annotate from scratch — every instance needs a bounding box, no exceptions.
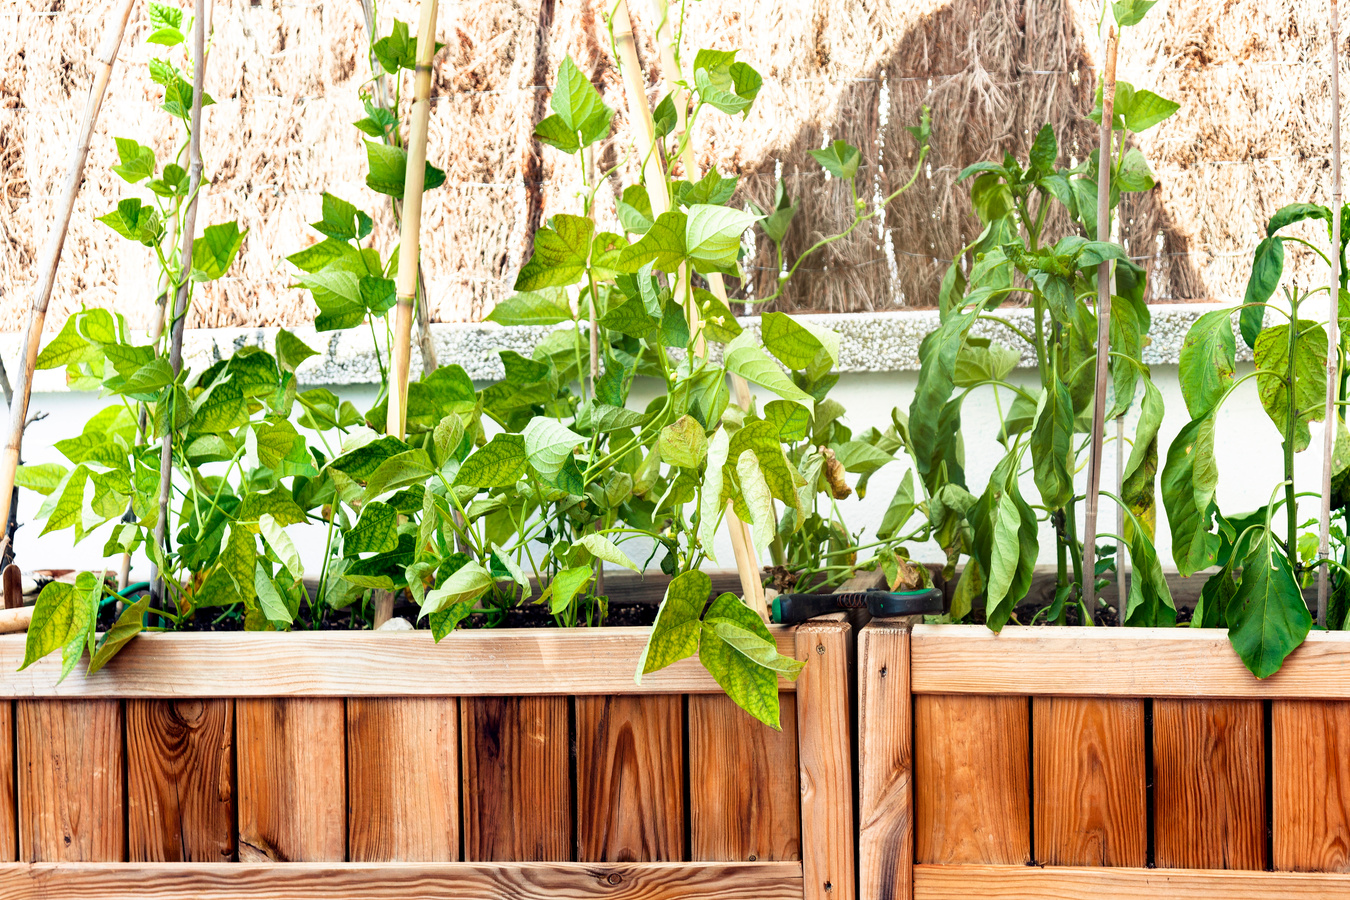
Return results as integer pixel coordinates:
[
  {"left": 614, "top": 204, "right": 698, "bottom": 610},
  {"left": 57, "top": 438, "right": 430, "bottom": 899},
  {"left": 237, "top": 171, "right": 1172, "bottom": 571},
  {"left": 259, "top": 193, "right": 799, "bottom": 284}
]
[
  {"left": 0, "top": 0, "right": 138, "bottom": 557},
  {"left": 386, "top": 0, "right": 439, "bottom": 441},
  {"left": 152, "top": 0, "right": 209, "bottom": 604},
  {"left": 1320, "top": 0, "right": 1343, "bottom": 629},
  {"left": 586, "top": 142, "right": 600, "bottom": 390},
  {"left": 1082, "top": 28, "right": 1119, "bottom": 619}
]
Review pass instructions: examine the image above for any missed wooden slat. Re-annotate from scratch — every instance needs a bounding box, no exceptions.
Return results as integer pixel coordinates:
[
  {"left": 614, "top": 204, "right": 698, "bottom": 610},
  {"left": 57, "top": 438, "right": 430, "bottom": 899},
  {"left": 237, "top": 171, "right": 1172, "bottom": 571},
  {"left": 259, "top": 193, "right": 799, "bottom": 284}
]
[
  {"left": 914, "top": 695, "right": 1029, "bottom": 865},
  {"left": 236, "top": 699, "right": 345, "bottom": 863},
  {"left": 461, "top": 696, "right": 570, "bottom": 862},
  {"left": 16, "top": 700, "right": 122, "bottom": 862},
  {"left": 796, "top": 618, "right": 856, "bottom": 900},
  {"left": 1154, "top": 699, "right": 1266, "bottom": 870},
  {"left": 0, "top": 860, "right": 805, "bottom": 899},
  {"left": 688, "top": 693, "right": 800, "bottom": 862},
  {"left": 1273, "top": 700, "right": 1350, "bottom": 872},
  {"left": 1032, "top": 697, "right": 1146, "bottom": 867},
  {"left": 911, "top": 625, "right": 1350, "bottom": 698},
  {"left": 912, "top": 863, "right": 1350, "bottom": 898},
  {"left": 857, "top": 619, "right": 915, "bottom": 900},
  {"left": 347, "top": 698, "right": 459, "bottom": 862},
  {"left": 0, "top": 628, "right": 797, "bottom": 698},
  {"left": 126, "top": 700, "right": 234, "bottom": 862},
  {"left": 0, "top": 704, "right": 13, "bottom": 862},
  {"left": 575, "top": 695, "right": 684, "bottom": 862}
]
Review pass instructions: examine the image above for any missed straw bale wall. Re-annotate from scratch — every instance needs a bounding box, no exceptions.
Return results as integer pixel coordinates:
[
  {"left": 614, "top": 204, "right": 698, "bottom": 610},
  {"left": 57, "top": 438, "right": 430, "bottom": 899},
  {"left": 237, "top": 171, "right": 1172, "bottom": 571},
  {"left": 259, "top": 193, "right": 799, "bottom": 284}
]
[{"left": 0, "top": 0, "right": 1342, "bottom": 332}]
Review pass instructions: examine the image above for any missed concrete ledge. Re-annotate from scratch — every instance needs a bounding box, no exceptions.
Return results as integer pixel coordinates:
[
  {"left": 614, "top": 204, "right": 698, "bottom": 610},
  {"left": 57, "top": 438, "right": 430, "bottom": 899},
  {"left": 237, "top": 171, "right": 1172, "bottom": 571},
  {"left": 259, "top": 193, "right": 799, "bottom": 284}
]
[{"left": 9, "top": 303, "right": 1246, "bottom": 391}]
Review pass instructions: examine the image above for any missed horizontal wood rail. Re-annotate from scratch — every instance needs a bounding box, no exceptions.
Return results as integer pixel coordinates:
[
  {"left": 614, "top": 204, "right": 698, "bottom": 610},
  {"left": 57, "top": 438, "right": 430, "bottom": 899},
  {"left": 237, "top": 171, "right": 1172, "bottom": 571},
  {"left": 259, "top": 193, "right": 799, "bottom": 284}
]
[
  {"left": 913, "top": 864, "right": 1350, "bottom": 899},
  {"left": 0, "top": 861, "right": 804, "bottom": 899},
  {"left": 910, "top": 625, "right": 1350, "bottom": 698},
  {"left": 0, "top": 628, "right": 798, "bottom": 698}
]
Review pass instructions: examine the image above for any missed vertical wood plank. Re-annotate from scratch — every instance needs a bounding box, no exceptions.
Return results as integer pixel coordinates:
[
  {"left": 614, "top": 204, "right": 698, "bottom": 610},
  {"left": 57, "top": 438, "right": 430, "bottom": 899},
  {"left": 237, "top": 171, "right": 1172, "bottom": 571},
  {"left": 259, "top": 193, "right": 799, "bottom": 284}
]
[
  {"left": 575, "top": 695, "right": 683, "bottom": 862},
  {"left": 1272, "top": 700, "right": 1350, "bottom": 872},
  {"left": 460, "top": 696, "right": 570, "bottom": 862},
  {"left": 797, "top": 617, "right": 856, "bottom": 900},
  {"left": 347, "top": 698, "right": 459, "bottom": 862},
  {"left": 1032, "top": 697, "right": 1146, "bottom": 867},
  {"left": 16, "top": 700, "right": 123, "bottom": 862},
  {"left": 236, "top": 698, "right": 345, "bottom": 863},
  {"left": 857, "top": 620, "right": 914, "bottom": 900},
  {"left": 689, "top": 693, "right": 800, "bottom": 862},
  {"left": 126, "top": 700, "right": 234, "bottom": 862},
  {"left": 1154, "top": 699, "right": 1266, "bottom": 870},
  {"left": 0, "top": 702, "right": 15, "bottom": 862},
  {"left": 914, "top": 694, "right": 1030, "bottom": 865}
]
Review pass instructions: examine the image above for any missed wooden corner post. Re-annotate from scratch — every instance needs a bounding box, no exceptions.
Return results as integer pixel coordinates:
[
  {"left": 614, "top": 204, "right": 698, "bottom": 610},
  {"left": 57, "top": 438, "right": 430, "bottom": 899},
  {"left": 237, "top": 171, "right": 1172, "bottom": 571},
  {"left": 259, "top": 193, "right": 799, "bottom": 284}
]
[
  {"left": 796, "top": 616, "right": 856, "bottom": 900},
  {"left": 857, "top": 618, "right": 915, "bottom": 900}
]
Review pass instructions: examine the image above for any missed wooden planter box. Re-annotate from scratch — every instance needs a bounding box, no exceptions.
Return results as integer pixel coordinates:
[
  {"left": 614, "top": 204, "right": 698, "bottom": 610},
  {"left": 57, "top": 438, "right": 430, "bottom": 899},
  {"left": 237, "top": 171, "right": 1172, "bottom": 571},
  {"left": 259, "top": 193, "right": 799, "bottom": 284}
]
[
  {"left": 858, "top": 623, "right": 1350, "bottom": 900},
  {"left": 0, "top": 611, "right": 858, "bottom": 899}
]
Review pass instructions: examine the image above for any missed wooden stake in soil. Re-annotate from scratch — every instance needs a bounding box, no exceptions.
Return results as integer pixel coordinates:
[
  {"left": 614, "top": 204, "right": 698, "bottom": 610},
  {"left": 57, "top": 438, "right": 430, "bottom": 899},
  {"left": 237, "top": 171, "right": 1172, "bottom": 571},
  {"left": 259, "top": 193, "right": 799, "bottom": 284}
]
[
  {"left": 386, "top": 0, "right": 440, "bottom": 441},
  {"left": 153, "top": 0, "right": 210, "bottom": 603},
  {"left": 1319, "top": 0, "right": 1343, "bottom": 629},
  {"left": 0, "top": 0, "right": 138, "bottom": 558},
  {"left": 1081, "top": 28, "right": 1120, "bottom": 620}
]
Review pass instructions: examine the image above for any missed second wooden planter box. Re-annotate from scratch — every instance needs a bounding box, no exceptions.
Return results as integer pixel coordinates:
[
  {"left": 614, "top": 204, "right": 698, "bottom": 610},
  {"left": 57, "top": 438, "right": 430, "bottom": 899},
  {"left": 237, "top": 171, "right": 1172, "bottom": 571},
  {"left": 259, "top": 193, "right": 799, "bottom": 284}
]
[
  {"left": 0, "top": 612, "right": 857, "bottom": 899},
  {"left": 857, "top": 622, "right": 1350, "bottom": 899}
]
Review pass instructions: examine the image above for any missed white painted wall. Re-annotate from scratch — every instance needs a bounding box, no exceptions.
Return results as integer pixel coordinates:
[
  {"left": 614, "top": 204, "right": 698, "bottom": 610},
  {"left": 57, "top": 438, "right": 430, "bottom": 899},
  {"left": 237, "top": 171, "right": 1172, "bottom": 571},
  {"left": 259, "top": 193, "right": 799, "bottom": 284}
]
[{"left": 14, "top": 361, "right": 1318, "bottom": 581}]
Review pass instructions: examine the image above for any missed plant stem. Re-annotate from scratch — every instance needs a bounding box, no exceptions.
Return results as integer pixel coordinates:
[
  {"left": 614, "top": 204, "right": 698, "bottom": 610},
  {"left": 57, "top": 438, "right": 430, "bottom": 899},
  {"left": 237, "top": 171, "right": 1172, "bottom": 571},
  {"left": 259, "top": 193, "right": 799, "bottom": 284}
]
[
  {"left": 1320, "top": 0, "right": 1343, "bottom": 627},
  {"left": 1288, "top": 288, "right": 1301, "bottom": 580}
]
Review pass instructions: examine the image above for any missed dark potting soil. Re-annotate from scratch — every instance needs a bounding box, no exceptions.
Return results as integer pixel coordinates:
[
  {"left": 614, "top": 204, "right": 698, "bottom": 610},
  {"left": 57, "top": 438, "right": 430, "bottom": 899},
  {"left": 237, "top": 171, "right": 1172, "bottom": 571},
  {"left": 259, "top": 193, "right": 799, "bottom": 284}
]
[{"left": 963, "top": 599, "right": 1193, "bottom": 628}]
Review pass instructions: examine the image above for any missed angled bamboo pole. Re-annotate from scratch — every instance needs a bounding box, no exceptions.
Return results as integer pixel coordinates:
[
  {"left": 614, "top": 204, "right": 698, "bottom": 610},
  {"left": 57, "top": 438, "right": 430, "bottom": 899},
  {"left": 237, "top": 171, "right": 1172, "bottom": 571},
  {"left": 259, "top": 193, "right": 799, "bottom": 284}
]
[
  {"left": 1319, "top": 0, "right": 1342, "bottom": 628},
  {"left": 386, "top": 0, "right": 439, "bottom": 442},
  {"left": 610, "top": 0, "right": 768, "bottom": 619},
  {"left": 153, "top": 0, "right": 209, "bottom": 603},
  {"left": 1082, "top": 28, "right": 1119, "bottom": 620},
  {"left": 0, "top": 0, "right": 138, "bottom": 559}
]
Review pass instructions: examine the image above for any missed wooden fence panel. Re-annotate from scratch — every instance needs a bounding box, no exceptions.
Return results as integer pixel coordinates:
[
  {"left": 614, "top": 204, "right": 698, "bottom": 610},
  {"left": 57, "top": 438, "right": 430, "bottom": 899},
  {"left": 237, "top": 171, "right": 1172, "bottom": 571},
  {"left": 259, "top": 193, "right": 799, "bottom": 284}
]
[
  {"left": 0, "top": 703, "right": 13, "bottom": 862},
  {"left": 236, "top": 698, "right": 345, "bottom": 862},
  {"left": 857, "top": 620, "right": 913, "bottom": 900},
  {"left": 1272, "top": 700, "right": 1350, "bottom": 872},
  {"left": 1032, "top": 697, "right": 1146, "bottom": 867},
  {"left": 16, "top": 700, "right": 123, "bottom": 862},
  {"left": 347, "top": 698, "right": 459, "bottom": 862},
  {"left": 126, "top": 700, "right": 234, "bottom": 862},
  {"left": 1154, "top": 699, "right": 1266, "bottom": 870},
  {"left": 914, "top": 694, "right": 1029, "bottom": 866},
  {"left": 461, "top": 697, "right": 571, "bottom": 862},
  {"left": 688, "top": 693, "right": 800, "bottom": 862},
  {"left": 575, "top": 695, "right": 684, "bottom": 862}
]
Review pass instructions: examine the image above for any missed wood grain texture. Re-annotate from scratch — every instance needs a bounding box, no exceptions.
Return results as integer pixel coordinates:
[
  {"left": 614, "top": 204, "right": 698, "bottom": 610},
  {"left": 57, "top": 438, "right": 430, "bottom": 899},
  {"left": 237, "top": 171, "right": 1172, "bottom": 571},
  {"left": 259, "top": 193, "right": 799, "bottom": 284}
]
[
  {"left": 347, "top": 698, "right": 459, "bottom": 862},
  {"left": 914, "top": 694, "right": 1030, "bottom": 865},
  {"left": 16, "top": 700, "right": 123, "bottom": 862},
  {"left": 0, "top": 704, "right": 14, "bottom": 863},
  {"left": 236, "top": 699, "right": 345, "bottom": 863},
  {"left": 0, "top": 628, "right": 797, "bottom": 698},
  {"left": 1154, "top": 699, "right": 1266, "bottom": 870},
  {"left": 688, "top": 693, "right": 800, "bottom": 863},
  {"left": 1272, "top": 700, "right": 1350, "bottom": 872},
  {"left": 0, "top": 861, "right": 806, "bottom": 899},
  {"left": 796, "top": 618, "right": 856, "bottom": 900},
  {"left": 912, "top": 863, "right": 1350, "bottom": 899},
  {"left": 461, "top": 696, "right": 571, "bottom": 862},
  {"left": 911, "top": 625, "right": 1350, "bottom": 698},
  {"left": 1032, "top": 697, "right": 1146, "bottom": 867},
  {"left": 857, "top": 619, "right": 915, "bottom": 900},
  {"left": 126, "top": 700, "right": 234, "bottom": 862},
  {"left": 575, "top": 695, "right": 684, "bottom": 863}
]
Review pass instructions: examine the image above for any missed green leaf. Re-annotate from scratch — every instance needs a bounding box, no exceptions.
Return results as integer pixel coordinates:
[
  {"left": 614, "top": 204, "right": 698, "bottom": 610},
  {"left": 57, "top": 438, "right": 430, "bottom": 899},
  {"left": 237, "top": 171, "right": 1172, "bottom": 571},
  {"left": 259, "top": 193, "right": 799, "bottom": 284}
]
[
  {"left": 1028, "top": 124, "right": 1057, "bottom": 175},
  {"left": 276, "top": 329, "right": 318, "bottom": 373},
  {"left": 618, "top": 211, "right": 687, "bottom": 273},
  {"left": 486, "top": 290, "right": 573, "bottom": 326},
  {"left": 692, "top": 50, "right": 761, "bottom": 116},
  {"left": 22, "top": 581, "right": 79, "bottom": 670},
  {"left": 361, "top": 448, "right": 437, "bottom": 501},
  {"left": 685, "top": 205, "right": 760, "bottom": 268},
  {"left": 515, "top": 214, "right": 594, "bottom": 290},
  {"left": 877, "top": 469, "right": 917, "bottom": 540},
  {"left": 260, "top": 513, "right": 304, "bottom": 581},
  {"left": 345, "top": 501, "right": 399, "bottom": 556},
  {"left": 573, "top": 534, "right": 639, "bottom": 572},
  {"left": 1112, "top": 0, "right": 1157, "bottom": 27},
  {"left": 764, "top": 400, "right": 810, "bottom": 442},
  {"left": 809, "top": 140, "right": 862, "bottom": 180},
  {"left": 1123, "top": 521, "right": 1177, "bottom": 626},
  {"left": 87, "top": 596, "right": 149, "bottom": 674},
  {"left": 1228, "top": 531, "right": 1312, "bottom": 678},
  {"left": 310, "top": 193, "right": 373, "bottom": 242},
  {"left": 39, "top": 465, "right": 89, "bottom": 536},
  {"left": 1126, "top": 86, "right": 1182, "bottom": 130},
  {"left": 1122, "top": 379, "right": 1164, "bottom": 540},
  {"left": 35, "top": 316, "right": 94, "bottom": 369},
  {"left": 534, "top": 114, "right": 581, "bottom": 153},
  {"left": 909, "top": 304, "right": 980, "bottom": 480},
  {"left": 699, "top": 593, "right": 799, "bottom": 729},
  {"left": 253, "top": 567, "right": 295, "bottom": 626},
  {"left": 364, "top": 140, "right": 446, "bottom": 199},
  {"left": 638, "top": 570, "right": 708, "bottom": 678},
  {"left": 371, "top": 20, "right": 415, "bottom": 72},
  {"left": 1115, "top": 148, "right": 1155, "bottom": 192},
  {"left": 697, "top": 428, "right": 730, "bottom": 563},
  {"left": 761, "top": 312, "right": 840, "bottom": 370},
  {"left": 1267, "top": 203, "right": 1331, "bottom": 237},
  {"left": 111, "top": 137, "right": 155, "bottom": 183},
  {"left": 523, "top": 417, "right": 584, "bottom": 477},
  {"left": 1242, "top": 238, "right": 1283, "bottom": 348},
  {"left": 536, "top": 565, "right": 590, "bottom": 615},
  {"left": 1254, "top": 320, "right": 1326, "bottom": 453},
  {"left": 192, "top": 379, "right": 248, "bottom": 434},
  {"left": 420, "top": 561, "right": 493, "bottom": 619},
  {"left": 652, "top": 93, "right": 678, "bottom": 138},
  {"left": 149, "top": 3, "right": 182, "bottom": 30},
  {"left": 236, "top": 487, "right": 308, "bottom": 526},
  {"left": 724, "top": 332, "right": 815, "bottom": 412},
  {"left": 735, "top": 450, "right": 775, "bottom": 554},
  {"left": 16, "top": 462, "right": 68, "bottom": 496},
  {"left": 954, "top": 339, "right": 1020, "bottom": 387},
  {"left": 548, "top": 56, "right": 613, "bottom": 147},
  {"left": 455, "top": 433, "right": 528, "bottom": 488},
  {"left": 1161, "top": 414, "right": 1220, "bottom": 576},
  {"left": 589, "top": 404, "right": 645, "bottom": 433},
  {"left": 616, "top": 185, "right": 654, "bottom": 235},
  {"left": 98, "top": 197, "right": 162, "bottom": 246},
  {"left": 985, "top": 490, "right": 1023, "bottom": 625},
  {"left": 658, "top": 415, "right": 708, "bottom": 469},
  {"left": 1030, "top": 382, "right": 1074, "bottom": 510},
  {"left": 1179, "top": 308, "right": 1236, "bottom": 418}
]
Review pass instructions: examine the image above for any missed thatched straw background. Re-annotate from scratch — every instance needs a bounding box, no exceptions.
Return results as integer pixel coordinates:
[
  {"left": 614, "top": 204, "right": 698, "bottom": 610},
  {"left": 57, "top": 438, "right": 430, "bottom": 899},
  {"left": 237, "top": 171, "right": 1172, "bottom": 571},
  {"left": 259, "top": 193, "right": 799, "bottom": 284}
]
[{"left": 0, "top": 0, "right": 1342, "bottom": 331}]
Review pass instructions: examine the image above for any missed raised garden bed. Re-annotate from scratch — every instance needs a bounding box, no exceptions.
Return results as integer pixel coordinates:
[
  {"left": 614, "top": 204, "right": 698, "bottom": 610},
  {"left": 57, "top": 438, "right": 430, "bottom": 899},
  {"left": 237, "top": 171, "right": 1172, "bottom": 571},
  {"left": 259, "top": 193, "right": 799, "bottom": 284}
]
[
  {"left": 0, "top": 596, "right": 857, "bottom": 900},
  {"left": 858, "top": 622, "right": 1350, "bottom": 900}
]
